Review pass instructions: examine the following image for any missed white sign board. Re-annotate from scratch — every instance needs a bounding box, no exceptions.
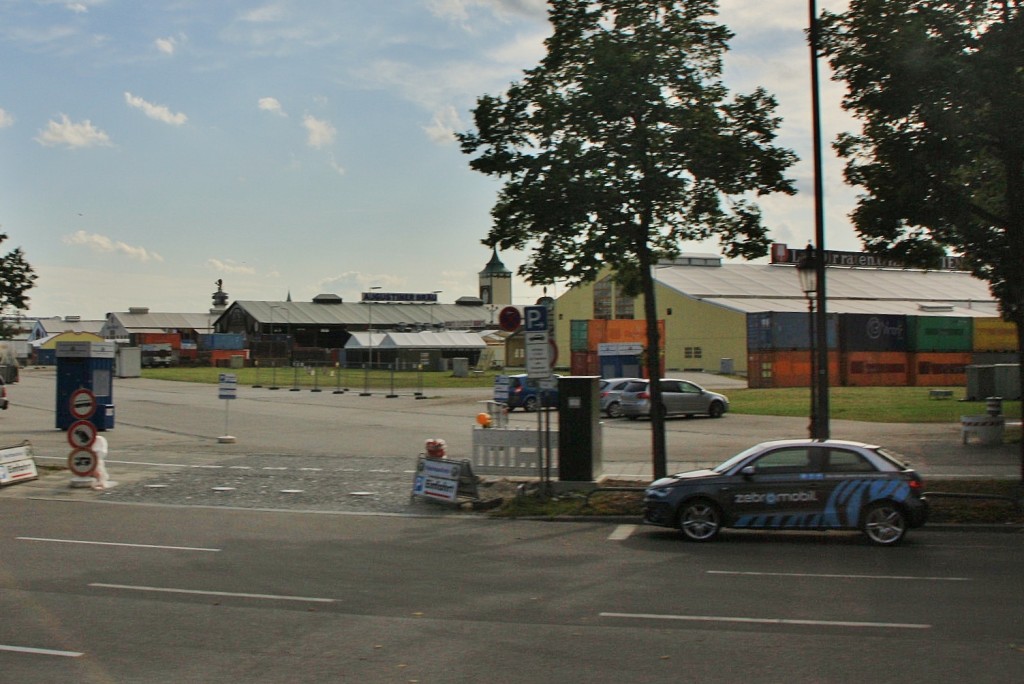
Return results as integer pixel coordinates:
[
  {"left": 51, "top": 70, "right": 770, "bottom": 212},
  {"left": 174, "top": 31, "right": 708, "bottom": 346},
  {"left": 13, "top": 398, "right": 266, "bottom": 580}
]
[
  {"left": 218, "top": 373, "right": 238, "bottom": 400},
  {"left": 0, "top": 443, "right": 38, "bottom": 486},
  {"left": 493, "top": 375, "right": 510, "bottom": 402},
  {"left": 525, "top": 331, "right": 551, "bottom": 379},
  {"left": 412, "top": 456, "right": 464, "bottom": 503}
]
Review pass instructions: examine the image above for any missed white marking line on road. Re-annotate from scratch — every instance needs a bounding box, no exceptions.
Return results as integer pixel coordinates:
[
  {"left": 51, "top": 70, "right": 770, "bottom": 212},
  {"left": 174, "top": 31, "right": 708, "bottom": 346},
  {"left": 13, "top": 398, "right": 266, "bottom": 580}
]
[
  {"left": 707, "top": 571, "right": 971, "bottom": 582},
  {"left": 608, "top": 525, "right": 637, "bottom": 541},
  {"left": 600, "top": 612, "right": 931, "bottom": 630},
  {"left": 0, "top": 644, "right": 83, "bottom": 658},
  {"left": 89, "top": 583, "right": 335, "bottom": 603},
  {"left": 18, "top": 537, "right": 221, "bottom": 552}
]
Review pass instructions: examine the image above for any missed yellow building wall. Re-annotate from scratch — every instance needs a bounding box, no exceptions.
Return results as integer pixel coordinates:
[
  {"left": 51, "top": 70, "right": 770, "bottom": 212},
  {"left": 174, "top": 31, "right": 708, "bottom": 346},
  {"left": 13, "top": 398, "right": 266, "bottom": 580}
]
[
  {"left": 552, "top": 275, "right": 747, "bottom": 375},
  {"left": 38, "top": 331, "right": 105, "bottom": 349}
]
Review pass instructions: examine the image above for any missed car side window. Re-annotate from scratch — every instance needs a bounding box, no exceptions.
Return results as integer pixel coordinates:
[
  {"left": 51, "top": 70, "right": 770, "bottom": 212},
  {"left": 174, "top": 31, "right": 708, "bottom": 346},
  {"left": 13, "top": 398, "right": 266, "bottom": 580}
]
[
  {"left": 826, "top": 449, "right": 877, "bottom": 473},
  {"left": 680, "top": 382, "right": 700, "bottom": 394},
  {"left": 659, "top": 380, "right": 681, "bottom": 393},
  {"left": 750, "top": 448, "right": 816, "bottom": 474}
]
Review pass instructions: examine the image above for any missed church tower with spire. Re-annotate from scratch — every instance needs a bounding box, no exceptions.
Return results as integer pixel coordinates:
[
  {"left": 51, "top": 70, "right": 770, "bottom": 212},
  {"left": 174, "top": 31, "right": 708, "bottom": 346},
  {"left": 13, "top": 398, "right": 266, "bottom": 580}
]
[{"left": 478, "top": 248, "right": 512, "bottom": 306}]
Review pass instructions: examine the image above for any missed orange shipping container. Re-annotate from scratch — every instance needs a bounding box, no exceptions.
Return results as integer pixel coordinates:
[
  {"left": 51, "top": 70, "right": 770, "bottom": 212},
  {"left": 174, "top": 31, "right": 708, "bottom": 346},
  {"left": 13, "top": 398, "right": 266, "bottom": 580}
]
[
  {"left": 137, "top": 332, "right": 182, "bottom": 349},
  {"left": 973, "top": 318, "right": 1018, "bottom": 352},
  {"left": 570, "top": 351, "right": 599, "bottom": 376},
  {"left": 841, "top": 351, "right": 908, "bottom": 387},
  {"left": 909, "top": 352, "right": 971, "bottom": 387},
  {"left": 746, "top": 350, "right": 840, "bottom": 389}
]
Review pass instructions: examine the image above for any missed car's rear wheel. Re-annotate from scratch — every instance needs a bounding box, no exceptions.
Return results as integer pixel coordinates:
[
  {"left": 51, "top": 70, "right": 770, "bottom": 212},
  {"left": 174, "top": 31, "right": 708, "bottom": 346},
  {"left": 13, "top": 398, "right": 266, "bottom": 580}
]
[
  {"left": 522, "top": 396, "right": 538, "bottom": 412},
  {"left": 861, "top": 502, "right": 907, "bottom": 546},
  {"left": 708, "top": 401, "right": 725, "bottom": 418},
  {"left": 678, "top": 499, "right": 722, "bottom": 542},
  {"left": 606, "top": 401, "right": 622, "bottom": 418}
]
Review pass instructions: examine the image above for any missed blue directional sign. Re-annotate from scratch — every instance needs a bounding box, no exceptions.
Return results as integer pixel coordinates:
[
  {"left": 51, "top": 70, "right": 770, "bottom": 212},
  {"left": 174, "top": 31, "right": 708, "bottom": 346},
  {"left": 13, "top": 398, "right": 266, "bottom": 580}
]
[{"left": 524, "top": 305, "right": 548, "bottom": 332}]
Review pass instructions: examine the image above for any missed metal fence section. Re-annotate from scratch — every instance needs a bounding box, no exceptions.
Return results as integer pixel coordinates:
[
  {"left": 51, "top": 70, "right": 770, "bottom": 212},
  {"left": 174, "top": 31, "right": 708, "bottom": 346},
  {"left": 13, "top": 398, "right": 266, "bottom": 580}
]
[{"left": 471, "top": 427, "right": 559, "bottom": 476}]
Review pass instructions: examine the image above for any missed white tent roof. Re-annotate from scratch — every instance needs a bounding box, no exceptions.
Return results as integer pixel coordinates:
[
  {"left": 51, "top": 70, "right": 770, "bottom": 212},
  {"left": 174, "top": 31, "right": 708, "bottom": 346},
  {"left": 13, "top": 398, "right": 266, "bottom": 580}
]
[{"left": 344, "top": 331, "right": 486, "bottom": 350}]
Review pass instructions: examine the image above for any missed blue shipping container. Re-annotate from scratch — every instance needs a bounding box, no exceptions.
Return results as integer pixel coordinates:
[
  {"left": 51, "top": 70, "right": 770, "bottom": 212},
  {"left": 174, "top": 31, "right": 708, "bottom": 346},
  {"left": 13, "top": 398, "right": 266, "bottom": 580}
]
[
  {"left": 199, "top": 333, "right": 246, "bottom": 350},
  {"left": 746, "top": 312, "right": 838, "bottom": 351}
]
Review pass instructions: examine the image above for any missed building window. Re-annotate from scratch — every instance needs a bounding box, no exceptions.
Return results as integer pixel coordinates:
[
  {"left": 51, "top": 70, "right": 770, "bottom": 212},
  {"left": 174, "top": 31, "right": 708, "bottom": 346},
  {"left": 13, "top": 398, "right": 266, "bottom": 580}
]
[
  {"left": 684, "top": 347, "right": 703, "bottom": 359},
  {"left": 615, "top": 290, "right": 634, "bottom": 319},
  {"left": 593, "top": 278, "right": 612, "bottom": 320}
]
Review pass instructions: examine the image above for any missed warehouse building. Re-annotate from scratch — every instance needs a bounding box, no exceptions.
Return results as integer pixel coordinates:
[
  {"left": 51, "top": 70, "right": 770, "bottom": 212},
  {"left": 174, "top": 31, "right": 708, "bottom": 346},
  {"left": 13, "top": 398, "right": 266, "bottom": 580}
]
[{"left": 552, "top": 244, "right": 1017, "bottom": 388}]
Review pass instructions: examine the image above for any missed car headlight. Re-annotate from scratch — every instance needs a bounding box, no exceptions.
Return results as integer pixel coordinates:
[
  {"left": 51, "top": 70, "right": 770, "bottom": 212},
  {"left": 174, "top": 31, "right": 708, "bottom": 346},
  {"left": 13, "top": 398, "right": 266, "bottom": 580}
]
[{"left": 644, "top": 487, "right": 671, "bottom": 499}]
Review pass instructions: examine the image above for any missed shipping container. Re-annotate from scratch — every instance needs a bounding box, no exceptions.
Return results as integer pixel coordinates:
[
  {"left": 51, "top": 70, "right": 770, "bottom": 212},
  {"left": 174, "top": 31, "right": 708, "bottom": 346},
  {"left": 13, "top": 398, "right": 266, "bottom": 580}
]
[
  {"left": 199, "top": 333, "right": 246, "bottom": 350},
  {"left": 907, "top": 316, "right": 971, "bottom": 352},
  {"left": 570, "top": 320, "right": 589, "bottom": 353},
  {"left": 570, "top": 351, "right": 599, "bottom": 376},
  {"left": 604, "top": 319, "right": 649, "bottom": 343},
  {"left": 746, "top": 312, "right": 839, "bottom": 351},
  {"left": 840, "top": 351, "right": 909, "bottom": 386},
  {"left": 209, "top": 349, "right": 249, "bottom": 366},
  {"left": 839, "top": 314, "right": 908, "bottom": 352},
  {"left": 908, "top": 352, "right": 971, "bottom": 387},
  {"left": 972, "top": 352, "right": 1018, "bottom": 366},
  {"left": 136, "top": 332, "right": 181, "bottom": 349},
  {"left": 746, "top": 350, "right": 840, "bottom": 389},
  {"left": 972, "top": 318, "right": 1018, "bottom": 352}
]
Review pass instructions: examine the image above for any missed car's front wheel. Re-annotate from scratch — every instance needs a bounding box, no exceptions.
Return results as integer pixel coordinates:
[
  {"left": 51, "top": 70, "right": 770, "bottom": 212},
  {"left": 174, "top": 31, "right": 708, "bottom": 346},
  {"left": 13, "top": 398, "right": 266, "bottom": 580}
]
[
  {"left": 606, "top": 401, "right": 622, "bottom": 418},
  {"left": 678, "top": 499, "right": 722, "bottom": 542},
  {"left": 861, "top": 502, "right": 907, "bottom": 546},
  {"left": 522, "top": 396, "right": 538, "bottom": 412},
  {"left": 708, "top": 401, "right": 725, "bottom": 419}
]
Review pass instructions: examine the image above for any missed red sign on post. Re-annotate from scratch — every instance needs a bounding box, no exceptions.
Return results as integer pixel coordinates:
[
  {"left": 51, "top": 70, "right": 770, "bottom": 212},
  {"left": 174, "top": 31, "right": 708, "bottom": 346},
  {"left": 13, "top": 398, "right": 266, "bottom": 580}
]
[
  {"left": 498, "top": 306, "right": 521, "bottom": 333},
  {"left": 68, "top": 448, "right": 97, "bottom": 477},
  {"left": 67, "top": 420, "right": 98, "bottom": 449},
  {"left": 69, "top": 388, "right": 97, "bottom": 420}
]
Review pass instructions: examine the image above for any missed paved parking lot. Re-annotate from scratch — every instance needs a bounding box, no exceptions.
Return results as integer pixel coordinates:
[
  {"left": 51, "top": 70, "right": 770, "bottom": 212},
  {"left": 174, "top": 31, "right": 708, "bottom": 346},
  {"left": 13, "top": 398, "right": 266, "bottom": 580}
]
[{"left": 2, "top": 367, "right": 1020, "bottom": 514}]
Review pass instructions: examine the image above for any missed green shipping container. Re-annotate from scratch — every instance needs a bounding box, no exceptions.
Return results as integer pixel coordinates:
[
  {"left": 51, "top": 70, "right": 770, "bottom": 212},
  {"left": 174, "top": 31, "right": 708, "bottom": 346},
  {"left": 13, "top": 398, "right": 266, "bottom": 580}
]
[
  {"left": 907, "top": 316, "right": 972, "bottom": 352},
  {"left": 570, "top": 320, "right": 590, "bottom": 352}
]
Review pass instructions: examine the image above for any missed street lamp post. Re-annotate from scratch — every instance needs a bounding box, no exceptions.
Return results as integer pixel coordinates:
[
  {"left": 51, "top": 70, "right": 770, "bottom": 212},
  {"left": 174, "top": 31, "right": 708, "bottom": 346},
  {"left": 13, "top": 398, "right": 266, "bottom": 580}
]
[
  {"left": 797, "top": 246, "right": 818, "bottom": 439},
  {"left": 269, "top": 305, "right": 286, "bottom": 390},
  {"left": 807, "top": 0, "right": 830, "bottom": 440}
]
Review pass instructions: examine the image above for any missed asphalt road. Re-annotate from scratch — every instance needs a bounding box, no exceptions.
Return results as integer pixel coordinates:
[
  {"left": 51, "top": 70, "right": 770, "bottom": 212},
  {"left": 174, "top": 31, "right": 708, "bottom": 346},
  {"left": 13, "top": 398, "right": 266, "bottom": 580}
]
[
  {"left": 2, "top": 498, "right": 1022, "bottom": 683},
  {"left": 1, "top": 369, "right": 1023, "bottom": 682}
]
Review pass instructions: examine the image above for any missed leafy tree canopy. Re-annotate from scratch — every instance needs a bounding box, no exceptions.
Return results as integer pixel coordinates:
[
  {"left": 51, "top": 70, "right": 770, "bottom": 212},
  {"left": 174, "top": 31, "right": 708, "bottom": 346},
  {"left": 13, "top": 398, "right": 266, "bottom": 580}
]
[
  {"left": 458, "top": 0, "right": 797, "bottom": 296},
  {"left": 0, "top": 232, "right": 36, "bottom": 320},
  {"left": 820, "top": 0, "right": 1024, "bottom": 321}
]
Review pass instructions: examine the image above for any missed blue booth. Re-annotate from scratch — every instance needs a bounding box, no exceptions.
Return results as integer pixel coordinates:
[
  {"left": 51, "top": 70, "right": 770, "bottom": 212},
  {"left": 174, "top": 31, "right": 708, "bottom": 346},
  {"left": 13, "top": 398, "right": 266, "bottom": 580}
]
[{"left": 56, "top": 341, "right": 115, "bottom": 431}]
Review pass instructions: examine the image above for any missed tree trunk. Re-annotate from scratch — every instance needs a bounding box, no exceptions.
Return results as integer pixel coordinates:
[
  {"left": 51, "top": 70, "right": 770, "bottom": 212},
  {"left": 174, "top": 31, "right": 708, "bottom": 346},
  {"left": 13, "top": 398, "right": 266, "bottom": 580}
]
[{"left": 638, "top": 244, "right": 666, "bottom": 480}]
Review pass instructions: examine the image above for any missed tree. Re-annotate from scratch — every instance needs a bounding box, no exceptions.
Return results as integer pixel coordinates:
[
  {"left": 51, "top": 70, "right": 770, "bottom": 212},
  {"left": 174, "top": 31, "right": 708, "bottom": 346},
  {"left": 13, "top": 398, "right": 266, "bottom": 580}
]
[
  {"left": 0, "top": 232, "right": 37, "bottom": 336},
  {"left": 459, "top": 0, "right": 796, "bottom": 478},
  {"left": 819, "top": 0, "right": 1024, "bottom": 479}
]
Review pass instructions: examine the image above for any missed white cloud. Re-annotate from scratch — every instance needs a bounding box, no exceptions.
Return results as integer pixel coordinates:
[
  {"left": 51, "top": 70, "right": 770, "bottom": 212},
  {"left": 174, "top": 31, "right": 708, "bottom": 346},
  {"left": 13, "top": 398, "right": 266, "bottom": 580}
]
[
  {"left": 154, "top": 36, "right": 177, "bottom": 55},
  {"left": 302, "top": 114, "right": 335, "bottom": 148},
  {"left": 258, "top": 97, "right": 287, "bottom": 116},
  {"left": 0, "top": 108, "right": 13, "bottom": 128},
  {"left": 426, "top": 0, "right": 546, "bottom": 26},
  {"left": 35, "top": 114, "right": 112, "bottom": 148},
  {"left": 423, "top": 105, "right": 463, "bottom": 145},
  {"left": 207, "top": 258, "right": 256, "bottom": 275},
  {"left": 124, "top": 92, "right": 188, "bottom": 126},
  {"left": 63, "top": 230, "right": 164, "bottom": 262}
]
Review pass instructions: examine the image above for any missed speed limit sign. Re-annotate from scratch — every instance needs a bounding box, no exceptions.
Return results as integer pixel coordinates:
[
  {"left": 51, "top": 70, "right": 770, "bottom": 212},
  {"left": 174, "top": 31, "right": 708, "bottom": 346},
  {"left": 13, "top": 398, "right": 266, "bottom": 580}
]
[{"left": 68, "top": 448, "right": 97, "bottom": 477}]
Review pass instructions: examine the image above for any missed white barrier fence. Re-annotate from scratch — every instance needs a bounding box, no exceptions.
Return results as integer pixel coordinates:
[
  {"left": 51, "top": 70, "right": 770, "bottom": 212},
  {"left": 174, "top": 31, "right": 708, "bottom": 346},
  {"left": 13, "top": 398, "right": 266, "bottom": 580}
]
[{"left": 471, "top": 427, "right": 559, "bottom": 476}]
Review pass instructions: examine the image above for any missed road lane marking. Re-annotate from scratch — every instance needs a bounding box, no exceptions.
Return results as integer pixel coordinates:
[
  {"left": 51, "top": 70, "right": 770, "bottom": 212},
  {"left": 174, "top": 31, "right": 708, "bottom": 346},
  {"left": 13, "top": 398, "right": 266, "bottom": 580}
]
[
  {"left": 18, "top": 537, "right": 221, "bottom": 552},
  {"left": 0, "top": 644, "right": 84, "bottom": 658},
  {"left": 600, "top": 612, "right": 931, "bottom": 630},
  {"left": 707, "top": 571, "right": 970, "bottom": 582},
  {"left": 608, "top": 525, "right": 637, "bottom": 541},
  {"left": 89, "top": 583, "right": 336, "bottom": 603}
]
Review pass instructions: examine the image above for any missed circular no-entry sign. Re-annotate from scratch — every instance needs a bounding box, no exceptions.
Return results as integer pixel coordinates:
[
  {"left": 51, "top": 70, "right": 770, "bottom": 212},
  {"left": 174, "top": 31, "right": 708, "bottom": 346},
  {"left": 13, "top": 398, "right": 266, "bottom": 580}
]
[
  {"left": 69, "top": 388, "right": 97, "bottom": 420},
  {"left": 498, "top": 306, "right": 521, "bottom": 332},
  {"left": 68, "top": 448, "right": 97, "bottom": 477},
  {"left": 67, "top": 420, "right": 98, "bottom": 449}
]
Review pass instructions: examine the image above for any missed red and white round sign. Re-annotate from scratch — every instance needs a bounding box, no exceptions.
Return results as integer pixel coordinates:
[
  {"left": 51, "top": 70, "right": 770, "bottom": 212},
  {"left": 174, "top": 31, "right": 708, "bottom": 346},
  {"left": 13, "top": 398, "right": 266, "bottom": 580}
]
[
  {"left": 67, "top": 448, "right": 97, "bottom": 477},
  {"left": 67, "top": 420, "right": 98, "bottom": 449},
  {"left": 69, "top": 388, "right": 97, "bottom": 420}
]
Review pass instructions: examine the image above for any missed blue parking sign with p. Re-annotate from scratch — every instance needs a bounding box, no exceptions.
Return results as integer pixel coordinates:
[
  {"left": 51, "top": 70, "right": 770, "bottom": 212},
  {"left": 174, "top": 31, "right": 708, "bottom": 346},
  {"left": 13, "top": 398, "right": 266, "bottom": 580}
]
[{"left": 524, "top": 305, "right": 548, "bottom": 332}]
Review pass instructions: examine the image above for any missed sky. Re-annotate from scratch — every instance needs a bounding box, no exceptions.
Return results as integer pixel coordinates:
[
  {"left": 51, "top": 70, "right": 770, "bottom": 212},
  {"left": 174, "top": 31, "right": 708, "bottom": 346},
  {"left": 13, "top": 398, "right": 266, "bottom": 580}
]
[{"left": 0, "top": 0, "right": 857, "bottom": 321}]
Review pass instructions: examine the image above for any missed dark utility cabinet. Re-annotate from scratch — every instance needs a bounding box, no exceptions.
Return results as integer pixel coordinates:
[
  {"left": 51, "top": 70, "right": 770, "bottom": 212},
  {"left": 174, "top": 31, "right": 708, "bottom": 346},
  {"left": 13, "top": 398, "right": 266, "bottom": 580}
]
[{"left": 557, "top": 376, "right": 603, "bottom": 481}]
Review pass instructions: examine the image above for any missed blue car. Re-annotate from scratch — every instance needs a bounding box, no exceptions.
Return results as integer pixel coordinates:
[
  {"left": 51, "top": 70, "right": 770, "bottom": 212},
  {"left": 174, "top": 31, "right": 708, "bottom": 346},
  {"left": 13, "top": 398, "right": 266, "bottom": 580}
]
[
  {"left": 643, "top": 439, "right": 929, "bottom": 546},
  {"left": 496, "top": 374, "right": 559, "bottom": 412}
]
